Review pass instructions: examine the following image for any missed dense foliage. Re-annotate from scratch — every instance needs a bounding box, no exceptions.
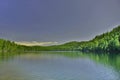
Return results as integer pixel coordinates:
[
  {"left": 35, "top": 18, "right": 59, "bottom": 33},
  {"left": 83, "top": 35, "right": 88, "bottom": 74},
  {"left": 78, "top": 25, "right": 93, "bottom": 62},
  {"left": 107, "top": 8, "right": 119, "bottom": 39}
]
[
  {"left": 43, "top": 25, "right": 120, "bottom": 52},
  {"left": 0, "top": 39, "right": 18, "bottom": 52},
  {"left": 76, "top": 25, "right": 120, "bottom": 52},
  {"left": 0, "top": 26, "right": 120, "bottom": 52}
]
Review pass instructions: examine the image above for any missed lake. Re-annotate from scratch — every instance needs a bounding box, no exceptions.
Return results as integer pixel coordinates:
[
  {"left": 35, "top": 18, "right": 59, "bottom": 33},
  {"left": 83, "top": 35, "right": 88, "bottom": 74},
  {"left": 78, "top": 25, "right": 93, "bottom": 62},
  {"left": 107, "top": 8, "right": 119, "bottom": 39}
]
[{"left": 0, "top": 51, "right": 120, "bottom": 80}]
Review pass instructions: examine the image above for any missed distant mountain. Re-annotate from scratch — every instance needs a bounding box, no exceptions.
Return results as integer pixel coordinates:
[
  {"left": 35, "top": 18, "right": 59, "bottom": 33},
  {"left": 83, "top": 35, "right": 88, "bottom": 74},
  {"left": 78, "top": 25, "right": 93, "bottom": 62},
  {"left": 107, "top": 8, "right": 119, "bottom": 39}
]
[{"left": 0, "top": 26, "right": 120, "bottom": 53}]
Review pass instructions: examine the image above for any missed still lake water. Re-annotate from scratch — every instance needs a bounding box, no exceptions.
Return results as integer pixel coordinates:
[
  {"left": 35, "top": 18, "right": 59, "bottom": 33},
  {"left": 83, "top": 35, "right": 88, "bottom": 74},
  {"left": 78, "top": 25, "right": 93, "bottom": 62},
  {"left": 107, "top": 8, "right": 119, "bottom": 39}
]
[{"left": 0, "top": 51, "right": 120, "bottom": 80}]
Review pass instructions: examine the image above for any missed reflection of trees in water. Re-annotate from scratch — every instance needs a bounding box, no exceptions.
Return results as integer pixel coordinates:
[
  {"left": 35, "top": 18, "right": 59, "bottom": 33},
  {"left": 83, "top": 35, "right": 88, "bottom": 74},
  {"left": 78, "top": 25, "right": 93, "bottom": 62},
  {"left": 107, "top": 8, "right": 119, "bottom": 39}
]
[
  {"left": 0, "top": 52, "right": 22, "bottom": 61},
  {"left": 89, "top": 53, "right": 120, "bottom": 72},
  {"left": 85, "top": 52, "right": 120, "bottom": 78},
  {"left": 47, "top": 51, "right": 120, "bottom": 73},
  {"left": 0, "top": 51, "right": 120, "bottom": 78},
  {"left": 107, "top": 54, "right": 120, "bottom": 71}
]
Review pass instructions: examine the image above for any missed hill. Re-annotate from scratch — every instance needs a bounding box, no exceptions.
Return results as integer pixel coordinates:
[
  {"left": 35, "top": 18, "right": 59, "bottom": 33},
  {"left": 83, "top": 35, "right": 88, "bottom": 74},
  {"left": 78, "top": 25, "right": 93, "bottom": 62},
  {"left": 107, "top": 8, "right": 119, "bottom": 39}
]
[
  {"left": 44, "top": 25, "right": 120, "bottom": 52},
  {"left": 1, "top": 25, "right": 120, "bottom": 53}
]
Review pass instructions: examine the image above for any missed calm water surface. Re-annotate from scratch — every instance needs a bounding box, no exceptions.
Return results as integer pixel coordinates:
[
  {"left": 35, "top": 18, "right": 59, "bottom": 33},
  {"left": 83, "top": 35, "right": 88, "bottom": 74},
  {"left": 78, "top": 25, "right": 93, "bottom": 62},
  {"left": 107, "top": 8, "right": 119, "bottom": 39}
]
[{"left": 0, "top": 52, "right": 120, "bottom": 80}]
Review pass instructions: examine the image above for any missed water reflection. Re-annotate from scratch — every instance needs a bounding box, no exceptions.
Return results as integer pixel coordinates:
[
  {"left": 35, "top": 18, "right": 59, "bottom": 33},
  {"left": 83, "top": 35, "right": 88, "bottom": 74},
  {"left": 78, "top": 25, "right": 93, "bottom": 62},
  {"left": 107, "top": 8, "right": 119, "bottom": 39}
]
[
  {"left": 0, "top": 51, "right": 120, "bottom": 80},
  {"left": 0, "top": 52, "right": 15, "bottom": 62},
  {"left": 60, "top": 52, "right": 120, "bottom": 74}
]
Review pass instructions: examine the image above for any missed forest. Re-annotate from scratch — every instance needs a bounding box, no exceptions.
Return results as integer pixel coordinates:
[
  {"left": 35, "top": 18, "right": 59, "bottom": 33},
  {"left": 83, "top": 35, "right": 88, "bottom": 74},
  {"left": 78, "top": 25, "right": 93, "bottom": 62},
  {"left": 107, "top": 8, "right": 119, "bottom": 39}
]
[{"left": 0, "top": 26, "right": 120, "bottom": 53}]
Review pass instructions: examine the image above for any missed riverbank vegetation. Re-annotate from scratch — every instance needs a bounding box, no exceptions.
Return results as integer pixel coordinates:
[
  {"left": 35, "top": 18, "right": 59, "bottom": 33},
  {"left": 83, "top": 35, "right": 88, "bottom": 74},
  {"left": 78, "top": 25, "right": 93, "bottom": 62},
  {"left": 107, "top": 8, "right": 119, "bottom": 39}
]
[{"left": 0, "top": 26, "right": 120, "bottom": 53}]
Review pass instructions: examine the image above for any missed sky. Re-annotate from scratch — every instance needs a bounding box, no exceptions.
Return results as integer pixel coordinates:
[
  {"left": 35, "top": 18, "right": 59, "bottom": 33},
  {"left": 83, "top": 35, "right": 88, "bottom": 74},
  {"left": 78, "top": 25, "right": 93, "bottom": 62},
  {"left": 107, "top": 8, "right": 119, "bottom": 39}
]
[{"left": 0, "top": 0, "right": 120, "bottom": 45}]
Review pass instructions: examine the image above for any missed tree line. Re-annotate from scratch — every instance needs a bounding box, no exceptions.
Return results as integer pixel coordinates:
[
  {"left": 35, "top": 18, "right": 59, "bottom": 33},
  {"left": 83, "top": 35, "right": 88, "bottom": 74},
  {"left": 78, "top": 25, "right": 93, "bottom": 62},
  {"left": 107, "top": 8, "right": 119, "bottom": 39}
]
[{"left": 0, "top": 26, "right": 120, "bottom": 53}]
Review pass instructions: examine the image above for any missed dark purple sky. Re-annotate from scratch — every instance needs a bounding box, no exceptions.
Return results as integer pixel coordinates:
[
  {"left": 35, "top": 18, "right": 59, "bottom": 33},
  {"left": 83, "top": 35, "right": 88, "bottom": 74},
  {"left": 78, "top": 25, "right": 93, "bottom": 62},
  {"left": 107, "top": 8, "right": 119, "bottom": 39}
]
[{"left": 0, "top": 0, "right": 120, "bottom": 42}]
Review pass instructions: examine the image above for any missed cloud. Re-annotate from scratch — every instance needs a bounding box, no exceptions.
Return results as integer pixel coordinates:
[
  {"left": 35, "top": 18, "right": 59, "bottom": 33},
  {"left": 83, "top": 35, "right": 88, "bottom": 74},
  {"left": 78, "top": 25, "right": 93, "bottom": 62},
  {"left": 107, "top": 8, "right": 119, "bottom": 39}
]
[{"left": 15, "top": 41, "right": 59, "bottom": 46}]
